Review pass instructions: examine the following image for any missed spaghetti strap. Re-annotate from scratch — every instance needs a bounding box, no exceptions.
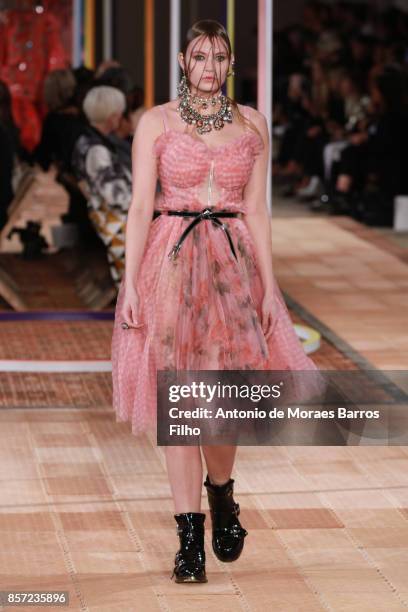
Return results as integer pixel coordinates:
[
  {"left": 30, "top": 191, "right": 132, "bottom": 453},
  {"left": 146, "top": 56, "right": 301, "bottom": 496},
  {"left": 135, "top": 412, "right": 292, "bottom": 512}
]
[{"left": 159, "top": 105, "right": 169, "bottom": 133}]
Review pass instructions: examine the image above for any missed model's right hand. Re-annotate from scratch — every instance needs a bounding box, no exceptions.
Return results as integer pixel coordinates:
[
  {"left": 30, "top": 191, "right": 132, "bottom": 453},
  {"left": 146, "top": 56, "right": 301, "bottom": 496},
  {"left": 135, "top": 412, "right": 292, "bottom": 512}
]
[{"left": 121, "top": 286, "right": 145, "bottom": 329}]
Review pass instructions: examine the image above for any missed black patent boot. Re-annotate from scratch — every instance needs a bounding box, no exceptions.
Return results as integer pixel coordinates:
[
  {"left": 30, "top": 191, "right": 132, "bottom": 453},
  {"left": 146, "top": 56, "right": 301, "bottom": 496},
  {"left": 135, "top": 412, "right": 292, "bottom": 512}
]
[
  {"left": 204, "top": 474, "right": 248, "bottom": 562},
  {"left": 171, "top": 512, "right": 208, "bottom": 583}
]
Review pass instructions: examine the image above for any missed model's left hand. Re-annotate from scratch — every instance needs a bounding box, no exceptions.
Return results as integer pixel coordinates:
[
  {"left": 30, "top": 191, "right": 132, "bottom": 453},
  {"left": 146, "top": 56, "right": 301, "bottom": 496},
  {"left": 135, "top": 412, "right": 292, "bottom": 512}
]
[{"left": 261, "top": 292, "right": 277, "bottom": 340}]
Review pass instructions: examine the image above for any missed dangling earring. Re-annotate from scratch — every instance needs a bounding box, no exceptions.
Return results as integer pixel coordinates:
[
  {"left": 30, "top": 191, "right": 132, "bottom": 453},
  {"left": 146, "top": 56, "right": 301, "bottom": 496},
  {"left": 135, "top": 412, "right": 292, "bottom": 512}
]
[
  {"left": 227, "top": 61, "right": 235, "bottom": 77},
  {"left": 177, "top": 70, "right": 190, "bottom": 97}
]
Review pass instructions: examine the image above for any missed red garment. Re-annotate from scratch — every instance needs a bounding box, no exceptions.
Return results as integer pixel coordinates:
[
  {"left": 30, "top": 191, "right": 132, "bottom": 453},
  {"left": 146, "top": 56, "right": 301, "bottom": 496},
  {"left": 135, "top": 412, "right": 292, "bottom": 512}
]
[{"left": 0, "top": 7, "right": 70, "bottom": 151}]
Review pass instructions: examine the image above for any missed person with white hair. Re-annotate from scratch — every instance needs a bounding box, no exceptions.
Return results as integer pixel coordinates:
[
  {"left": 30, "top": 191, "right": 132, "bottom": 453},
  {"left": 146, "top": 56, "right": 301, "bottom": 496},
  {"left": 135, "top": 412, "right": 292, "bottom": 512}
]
[{"left": 71, "top": 85, "right": 132, "bottom": 288}]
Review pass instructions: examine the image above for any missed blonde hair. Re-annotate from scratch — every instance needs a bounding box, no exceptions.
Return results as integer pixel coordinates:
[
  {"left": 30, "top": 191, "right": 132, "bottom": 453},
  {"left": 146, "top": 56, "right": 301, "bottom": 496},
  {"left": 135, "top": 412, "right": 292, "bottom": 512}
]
[{"left": 83, "top": 86, "right": 126, "bottom": 124}]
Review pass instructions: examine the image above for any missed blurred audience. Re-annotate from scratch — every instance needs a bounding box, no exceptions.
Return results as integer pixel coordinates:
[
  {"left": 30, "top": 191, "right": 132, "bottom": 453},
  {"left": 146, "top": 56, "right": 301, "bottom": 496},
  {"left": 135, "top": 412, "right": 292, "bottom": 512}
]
[
  {"left": 0, "top": 54, "right": 146, "bottom": 286},
  {"left": 33, "top": 68, "right": 94, "bottom": 239},
  {"left": 274, "top": 2, "right": 408, "bottom": 226}
]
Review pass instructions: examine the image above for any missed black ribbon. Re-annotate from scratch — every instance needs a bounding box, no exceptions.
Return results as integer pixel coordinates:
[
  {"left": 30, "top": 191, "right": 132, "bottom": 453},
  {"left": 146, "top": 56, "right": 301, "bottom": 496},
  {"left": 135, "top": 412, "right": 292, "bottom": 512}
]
[{"left": 153, "top": 207, "right": 240, "bottom": 261}]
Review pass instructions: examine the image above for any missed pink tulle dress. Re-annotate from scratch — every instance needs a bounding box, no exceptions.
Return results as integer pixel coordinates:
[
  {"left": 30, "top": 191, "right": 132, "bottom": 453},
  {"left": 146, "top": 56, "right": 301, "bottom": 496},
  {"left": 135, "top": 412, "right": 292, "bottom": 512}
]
[{"left": 111, "top": 104, "right": 319, "bottom": 435}]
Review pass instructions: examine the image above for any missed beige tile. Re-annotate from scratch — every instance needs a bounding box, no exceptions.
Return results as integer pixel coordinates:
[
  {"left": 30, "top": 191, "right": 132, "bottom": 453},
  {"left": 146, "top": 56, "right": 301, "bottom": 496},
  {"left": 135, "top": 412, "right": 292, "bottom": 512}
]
[
  {"left": 36, "top": 446, "right": 98, "bottom": 463},
  {"left": 302, "top": 567, "right": 393, "bottom": 593},
  {"left": 1, "top": 478, "right": 47, "bottom": 505},
  {"left": 44, "top": 476, "right": 112, "bottom": 497},
  {"left": 289, "top": 546, "right": 367, "bottom": 570},
  {"left": 267, "top": 508, "right": 343, "bottom": 529},
  {"left": 41, "top": 462, "right": 106, "bottom": 478},
  {"left": 0, "top": 550, "right": 67, "bottom": 576},
  {"left": 33, "top": 433, "right": 91, "bottom": 447},
  {"left": 333, "top": 509, "right": 408, "bottom": 528},
  {"left": 294, "top": 460, "right": 374, "bottom": 490},
  {"left": 63, "top": 530, "right": 138, "bottom": 552},
  {"left": 255, "top": 491, "right": 325, "bottom": 510},
  {"left": 58, "top": 511, "right": 127, "bottom": 531},
  {"left": 75, "top": 574, "right": 161, "bottom": 611},
  {"left": 277, "top": 528, "right": 356, "bottom": 551},
  {"left": 69, "top": 551, "right": 143, "bottom": 574},
  {"left": 321, "top": 591, "right": 406, "bottom": 611},
  {"left": 0, "top": 512, "right": 55, "bottom": 531},
  {"left": 319, "top": 489, "right": 396, "bottom": 510},
  {"left": 1, "top": 531, "right": 60, "bottom": 552},
  {"left": 348, "top": 527, "right": 408, "bottom": 548}
]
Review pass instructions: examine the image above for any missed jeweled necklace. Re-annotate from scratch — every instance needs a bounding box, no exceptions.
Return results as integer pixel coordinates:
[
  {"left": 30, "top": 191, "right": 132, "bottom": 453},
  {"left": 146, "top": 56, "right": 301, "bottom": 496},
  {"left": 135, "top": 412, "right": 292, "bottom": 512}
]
[
  {"left": 191, "top": 92, "right": 223, "bottom": 107},
  {"left": 177, "top": 74, "right": 233, "bottom": 135}
]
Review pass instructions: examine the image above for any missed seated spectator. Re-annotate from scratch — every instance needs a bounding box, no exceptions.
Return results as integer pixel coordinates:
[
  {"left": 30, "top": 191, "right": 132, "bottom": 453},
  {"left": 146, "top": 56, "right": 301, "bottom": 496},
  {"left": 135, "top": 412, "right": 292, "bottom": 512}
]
[
  {"left": 33, "top": 68, "right": 93, "bottom": 240},
  {"left": 94, "top": 65, "right": 146, "bottom": 169},
  {"left": 35, "top": 69, "right": 86, "bottom": 174},
  {"left": 273, "top": 2, "right": 408, "bottom": 226},
  {"left": 332, "top": 65, "right": 408, "bottom": 224},
  {"left": 71, "top": 86, "right": 132, "bottom": 288},
  {"left": 273, "top": 72, "right": 328, "bottom": 199}
]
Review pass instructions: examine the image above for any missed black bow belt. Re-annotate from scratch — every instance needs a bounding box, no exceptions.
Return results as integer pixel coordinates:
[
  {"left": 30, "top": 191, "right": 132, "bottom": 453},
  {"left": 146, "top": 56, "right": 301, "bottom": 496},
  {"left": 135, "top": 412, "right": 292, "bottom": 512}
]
[{"left": 153, "top": 207, "right": 240, "bottom": 260}]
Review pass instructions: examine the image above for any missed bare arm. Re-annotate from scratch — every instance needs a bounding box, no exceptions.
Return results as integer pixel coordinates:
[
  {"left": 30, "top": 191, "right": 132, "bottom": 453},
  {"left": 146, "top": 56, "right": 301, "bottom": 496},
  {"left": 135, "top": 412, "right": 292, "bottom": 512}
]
[
  {"left": 124, "top": 107, "right": 161, "bottom": 288},
  {"left": 242, "top": 110, "right": 274, "bottom": 296}
]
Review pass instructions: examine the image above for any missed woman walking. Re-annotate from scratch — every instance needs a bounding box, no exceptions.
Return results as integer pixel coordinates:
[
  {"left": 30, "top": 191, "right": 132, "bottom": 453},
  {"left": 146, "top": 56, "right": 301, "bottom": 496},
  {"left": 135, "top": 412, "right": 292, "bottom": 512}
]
[{"left": 111, "top": 19, "right": 318, "bottom": 583}]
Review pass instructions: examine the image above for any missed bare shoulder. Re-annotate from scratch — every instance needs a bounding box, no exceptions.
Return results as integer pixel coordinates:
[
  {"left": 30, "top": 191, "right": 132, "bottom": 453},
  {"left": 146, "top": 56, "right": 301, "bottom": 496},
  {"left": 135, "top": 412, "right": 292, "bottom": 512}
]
[
  {"left": 238, "top": 104, "right": 269, "bottom": 147},
  {"left": 239, "top": 104, "right": 267, "bottom": 129},
  {"left": 133, "top": 104, "right": 165, "bottom": 139}
]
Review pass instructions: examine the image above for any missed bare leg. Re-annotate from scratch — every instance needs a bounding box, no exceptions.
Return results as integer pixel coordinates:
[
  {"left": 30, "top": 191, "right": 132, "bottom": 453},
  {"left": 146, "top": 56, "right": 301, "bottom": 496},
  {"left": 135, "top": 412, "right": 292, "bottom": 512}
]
[
  {"left": 164, "top": 445, "right": 203, "bottom": 513},
  {"left": 201, "top": 445, "right": 237, "bottom": 485}
]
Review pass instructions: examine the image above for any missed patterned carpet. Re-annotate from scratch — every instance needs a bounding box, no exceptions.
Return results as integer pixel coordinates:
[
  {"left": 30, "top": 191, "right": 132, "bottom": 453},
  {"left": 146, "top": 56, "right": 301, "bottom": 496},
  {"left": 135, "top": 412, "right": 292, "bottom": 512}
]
[
  {"left": 0, "top": 321, "right": 112, "bottom": 360},
  {"left": 0, "top": 307, "right": 356, "bottom": 409}
]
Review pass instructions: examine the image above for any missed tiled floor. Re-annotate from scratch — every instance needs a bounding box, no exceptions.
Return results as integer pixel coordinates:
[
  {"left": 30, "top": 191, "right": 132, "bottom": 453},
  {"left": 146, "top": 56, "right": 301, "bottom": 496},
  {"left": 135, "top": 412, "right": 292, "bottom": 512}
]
[
  {"left": 272, "top": 215, "right": 408, "bottom": 369},
  {"left": 1, "top": 207, "right": 408, "bottom": 610},
  {"left": 1, "top": 411, "right": 408, "bottom": 611}
]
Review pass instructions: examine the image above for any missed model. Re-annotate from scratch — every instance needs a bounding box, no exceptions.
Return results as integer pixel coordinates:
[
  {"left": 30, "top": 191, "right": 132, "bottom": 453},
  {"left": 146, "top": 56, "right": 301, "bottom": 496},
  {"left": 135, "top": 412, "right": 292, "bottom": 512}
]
[{"left": 111, "top": 19, "right": 318, "bottom": 583}]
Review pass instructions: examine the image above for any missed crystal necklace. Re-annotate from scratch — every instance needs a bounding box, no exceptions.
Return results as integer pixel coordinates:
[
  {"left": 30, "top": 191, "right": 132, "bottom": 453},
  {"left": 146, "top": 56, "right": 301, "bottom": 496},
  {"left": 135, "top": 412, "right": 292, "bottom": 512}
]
[{"left": 177, "top": 75, "right": 233, "bottom": 135}]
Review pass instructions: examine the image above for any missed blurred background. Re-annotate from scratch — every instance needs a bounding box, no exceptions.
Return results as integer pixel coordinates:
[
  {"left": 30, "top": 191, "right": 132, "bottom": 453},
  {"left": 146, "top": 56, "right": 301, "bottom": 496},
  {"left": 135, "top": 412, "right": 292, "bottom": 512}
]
[
  {"left": 2, "top": 6, "right": 408, "bottom": 607},
  {"left": 0, "top": 0, "right": 406, "bottom": 314},
  {"left": 0, "top": 0, "right": 267, "bottom": 310}
]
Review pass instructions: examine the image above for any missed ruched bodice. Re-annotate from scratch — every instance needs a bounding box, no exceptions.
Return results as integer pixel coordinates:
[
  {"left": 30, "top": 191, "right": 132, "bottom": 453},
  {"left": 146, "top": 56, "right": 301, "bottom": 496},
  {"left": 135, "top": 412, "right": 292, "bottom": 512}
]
[{"left": 153, "top": 126, "right": 264, "bottom": 212}]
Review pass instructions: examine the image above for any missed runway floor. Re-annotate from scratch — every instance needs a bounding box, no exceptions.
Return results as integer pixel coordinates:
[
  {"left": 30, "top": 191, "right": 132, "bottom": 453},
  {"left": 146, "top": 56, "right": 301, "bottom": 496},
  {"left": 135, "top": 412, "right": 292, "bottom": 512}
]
[{"left": 1, "top": 211, "right": 408, "bottom": 611}]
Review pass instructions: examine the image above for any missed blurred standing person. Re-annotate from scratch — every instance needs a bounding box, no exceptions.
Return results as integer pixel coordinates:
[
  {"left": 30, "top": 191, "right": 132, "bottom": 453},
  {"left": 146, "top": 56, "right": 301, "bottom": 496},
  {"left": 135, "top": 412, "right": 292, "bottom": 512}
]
[
  {"left": 0, "top": 0, "right": 69, "bottom": 152},
  {"left": 0, "top": 80, "right": 22, "bottom": 229}
]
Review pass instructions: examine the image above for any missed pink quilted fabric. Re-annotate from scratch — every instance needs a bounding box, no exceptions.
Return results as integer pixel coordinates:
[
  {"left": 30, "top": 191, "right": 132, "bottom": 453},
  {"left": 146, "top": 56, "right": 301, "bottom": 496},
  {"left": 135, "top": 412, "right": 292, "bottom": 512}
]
[{"left": 111, "top": 105, "right": 319, "bottom": 436}]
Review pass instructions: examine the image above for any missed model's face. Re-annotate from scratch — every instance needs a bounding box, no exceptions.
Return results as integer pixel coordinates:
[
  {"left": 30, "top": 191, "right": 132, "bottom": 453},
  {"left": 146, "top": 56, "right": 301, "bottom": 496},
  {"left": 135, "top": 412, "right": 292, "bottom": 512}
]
[{"left": 179, "top": 35, "right": 232, "bottom": 96}]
